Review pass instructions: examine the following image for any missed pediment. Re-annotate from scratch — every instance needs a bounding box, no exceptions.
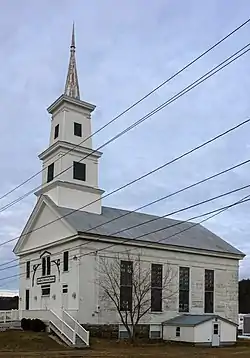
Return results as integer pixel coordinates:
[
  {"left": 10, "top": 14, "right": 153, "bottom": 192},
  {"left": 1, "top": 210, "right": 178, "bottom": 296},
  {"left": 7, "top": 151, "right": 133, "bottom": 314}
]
[{"left": 13, "top": 195, "right": 77, "bottom": 254}]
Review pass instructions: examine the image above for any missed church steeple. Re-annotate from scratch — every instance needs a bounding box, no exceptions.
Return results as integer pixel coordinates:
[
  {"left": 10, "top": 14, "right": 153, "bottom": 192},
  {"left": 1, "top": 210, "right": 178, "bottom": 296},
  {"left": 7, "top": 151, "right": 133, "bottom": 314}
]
[{"left": 64, "top": 23, "right": 80, "bottom": 99}]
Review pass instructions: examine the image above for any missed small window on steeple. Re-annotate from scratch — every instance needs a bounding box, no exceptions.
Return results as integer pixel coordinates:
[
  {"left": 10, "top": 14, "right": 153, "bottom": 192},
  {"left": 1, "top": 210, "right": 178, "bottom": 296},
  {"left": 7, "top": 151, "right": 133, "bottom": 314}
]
[
  {"left": 47, "top": 163, "right": 54, "bottom": 183},
  {"left": 73, "top": 161, "right": 86, "bottom": 181},
  {"left": 54, "top": 124, "right": 59, "bottom": 139},
  {"left": 74, "top": 122, "right": 82, "bottom": 137}
]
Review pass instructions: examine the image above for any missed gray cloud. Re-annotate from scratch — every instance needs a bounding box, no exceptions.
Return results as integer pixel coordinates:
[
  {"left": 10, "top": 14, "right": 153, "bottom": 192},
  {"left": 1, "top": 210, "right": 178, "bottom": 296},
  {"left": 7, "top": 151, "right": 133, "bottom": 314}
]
[{"left": 0, "top": 0, "right": 250, "bottom": 291}]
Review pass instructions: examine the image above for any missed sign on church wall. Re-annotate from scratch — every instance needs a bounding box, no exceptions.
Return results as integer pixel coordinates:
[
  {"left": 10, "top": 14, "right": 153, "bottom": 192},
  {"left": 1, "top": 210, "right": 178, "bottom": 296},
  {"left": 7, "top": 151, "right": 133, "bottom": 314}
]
[{"left": 37, "top": 275, "right": 56, "bottom": 285}]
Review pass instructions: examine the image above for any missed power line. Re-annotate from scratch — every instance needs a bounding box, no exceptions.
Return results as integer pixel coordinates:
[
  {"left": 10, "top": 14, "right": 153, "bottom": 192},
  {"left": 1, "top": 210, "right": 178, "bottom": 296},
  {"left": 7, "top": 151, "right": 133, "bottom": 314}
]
[
  {"left": 0, "top": 192, "right": 249, "bottom": 286},
  {"left": 0, "top": 18, "right": 249, "bottom": 203},
  {"left": 0, "top": 43, "right": 249, "bottom": 217},
  {"left": 0, "top": 156, "right": 249, "bottom": 271},
  {"left": 0, "top": 112, "right": 249, "bottom": 251}
]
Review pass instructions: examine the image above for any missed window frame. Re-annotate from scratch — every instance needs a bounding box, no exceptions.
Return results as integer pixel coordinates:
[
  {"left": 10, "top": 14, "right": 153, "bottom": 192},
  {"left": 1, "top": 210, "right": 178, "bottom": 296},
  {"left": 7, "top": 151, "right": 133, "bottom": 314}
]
[
  {"left": 73, "top": 161, "right": 86, "bottom": 181},
  {"left": 176, "top": 327, "right": 180, "bottom": 337},
  {"left": 42, "top": 255, "right": 51, "bottom": 276},
  {"left": 151, "top": 263, "right": 163, "bottom": 312},
  {"left": 54, "top": 124, "right": 59, "bottom": 139},
  {"left": 179, "top": 266, "right": 190, "bottom": 313},
  {"left": 63, "top": 251, "right": 69, "bottom": 272},
  {"left": 41, "top": 284, "right": 50, "bottom": 296},
  {"left": 120, "top": 260, "right": 133, "bottom": 312},
  {"left": 26, "top": 261, "right": 30, "bottom": 279},
  {"left": 204, "top": 269, "right": 214, "bottom": 313},
  {"left": 74, "top": 122, "right": 82, "bottom": 137},
  {"left": 47, "top": 163, "right": 54, "bottom": 183},
  {"left": 62, "top": 284, "right": 68, "bottom": 294}
]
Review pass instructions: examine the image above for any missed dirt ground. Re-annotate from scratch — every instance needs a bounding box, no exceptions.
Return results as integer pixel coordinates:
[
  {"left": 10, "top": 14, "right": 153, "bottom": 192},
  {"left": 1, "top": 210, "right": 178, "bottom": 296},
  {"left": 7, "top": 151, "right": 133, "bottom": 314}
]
[{"left": 0, "top": 331, "right": 250, "bottom": 357}]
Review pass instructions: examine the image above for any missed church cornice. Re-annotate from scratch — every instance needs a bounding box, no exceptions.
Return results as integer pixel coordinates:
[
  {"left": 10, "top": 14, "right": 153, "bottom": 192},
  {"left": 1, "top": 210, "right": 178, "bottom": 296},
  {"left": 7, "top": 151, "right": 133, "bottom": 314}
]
[
  {"left": 39, "top": 140, "right": 102, "bottom": 161},
  {"left": 34, "top": 179, "right": 104, "bottom": 198},
  {"left": 47, "top": 94, "right": 96, "bottom": 115}
]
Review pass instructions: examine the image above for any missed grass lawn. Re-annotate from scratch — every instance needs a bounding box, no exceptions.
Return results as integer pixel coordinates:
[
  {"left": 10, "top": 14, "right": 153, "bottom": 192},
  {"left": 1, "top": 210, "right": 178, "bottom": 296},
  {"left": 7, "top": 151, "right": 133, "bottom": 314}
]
[{"left": 0, "top": 331, "right": 250, "bottom": 357}]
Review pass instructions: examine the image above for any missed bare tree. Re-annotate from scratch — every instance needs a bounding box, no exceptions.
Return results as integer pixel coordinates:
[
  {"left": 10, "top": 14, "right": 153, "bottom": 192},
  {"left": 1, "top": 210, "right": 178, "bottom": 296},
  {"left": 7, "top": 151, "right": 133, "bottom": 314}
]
[{"left": 97, "top": 251, "right": 176, "bottom": 342}]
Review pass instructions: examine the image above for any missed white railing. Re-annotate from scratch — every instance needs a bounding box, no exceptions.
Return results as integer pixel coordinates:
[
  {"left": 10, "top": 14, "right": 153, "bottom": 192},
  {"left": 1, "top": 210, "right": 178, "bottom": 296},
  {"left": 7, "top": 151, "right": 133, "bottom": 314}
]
[
  {"left": 0, "top": 310, "right": 19, "bottom": 322},
  {"left": 49, "top": 309, "right": 75, "bottom": 345},
  {"left": 62, "top": 310, "right": 89, "bottom": 346}
]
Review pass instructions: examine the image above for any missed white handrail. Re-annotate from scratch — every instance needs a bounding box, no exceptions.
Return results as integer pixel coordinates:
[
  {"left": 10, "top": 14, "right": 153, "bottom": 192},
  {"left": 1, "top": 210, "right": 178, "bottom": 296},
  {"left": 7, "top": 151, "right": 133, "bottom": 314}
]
[
  {"left": 63, "top": 310, "right": 89, "bottom": 346},
  {"left": 50, "top": 309, "right": 75, "bottom": 344}
]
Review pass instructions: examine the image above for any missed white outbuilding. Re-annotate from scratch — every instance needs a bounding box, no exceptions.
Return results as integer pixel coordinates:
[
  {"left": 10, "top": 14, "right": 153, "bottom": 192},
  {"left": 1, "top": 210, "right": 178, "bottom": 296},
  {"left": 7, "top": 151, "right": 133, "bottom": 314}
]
[{"left": 162, "top": 314, "right": 237, "bottom": 347}]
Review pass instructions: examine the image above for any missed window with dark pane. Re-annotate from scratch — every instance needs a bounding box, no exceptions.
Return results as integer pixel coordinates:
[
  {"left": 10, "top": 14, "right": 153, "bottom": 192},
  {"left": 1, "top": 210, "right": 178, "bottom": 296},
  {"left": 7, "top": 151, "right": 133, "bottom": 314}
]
[
  {"left": 62, "top": 284, "right": 68, "bottom": 293},
  {"left": 73, "top": 161, "right": 86, "bottom": 181},
  {"left": 74, "top": 122, "right": 82, "bottom": 137},
  {"left": 41, "top": 285, "right": 50, "bottom": 296},
  {"left": 47, "top": 163, "right": 54, "bottom": 183},
  {"left": 54, "top": 124, "right": 59, "bottom": 139},
  {"left": 176, "top": 327, "right": 180, "bottom": 337},
  {"left": 42, "top": 257, "right": 46, "bottom": 276},
  {"left": 63, "top": 251, "right": 69, "bottom": 272},
  {"left": 179, "top": 267, "right": 190, "bottom": 312},
  {"left": 120, "top": 260, "right": 133, "bottom": 311},
  {"left": 151, "top": 264, "right": 163, "bottom": 312},
  {"left": 26, "top": 261, "right": 30, "bottom": 279},
  {"left": 42, "top": 256, "right": 51, "bottom": 276},
  {"left": 46, "top": 256, "right": 51, "bottom": 275},
  {"left": 204, "top": 269, "right": 214, "bottom": 313}
]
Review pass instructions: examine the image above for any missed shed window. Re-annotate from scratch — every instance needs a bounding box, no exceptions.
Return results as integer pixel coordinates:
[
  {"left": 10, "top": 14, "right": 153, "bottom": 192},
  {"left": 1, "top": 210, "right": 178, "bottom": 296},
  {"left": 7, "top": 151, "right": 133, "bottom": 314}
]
[
  {"left": 179, "top": 267, "right": 190, "bottom": 312},
  {"left": 41, "top": 285, "right": 50, "bottom": 296},
  {"left": 204, "top": 269, "right": 214, "bottom": 313},
  {"left": 151, "top": 264, "right": 162, "bottom": 312},
  {"left": 120, "top": 260, "right": 133, "bottom": 311},
  {"left": 73, "top": 162, "right": 86, "bottom": 181},
  {"left": 213, "top": 323, "right": 219, "bottom": 335},
  {"left": 176, "top": 327, "right": 180, "bottom": 337}
]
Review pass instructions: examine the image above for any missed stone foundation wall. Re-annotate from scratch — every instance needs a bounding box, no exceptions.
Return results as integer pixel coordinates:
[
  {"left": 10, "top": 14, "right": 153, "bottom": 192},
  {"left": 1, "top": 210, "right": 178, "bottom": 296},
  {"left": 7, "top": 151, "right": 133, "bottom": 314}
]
[{"left": 82, "top": 324, "right": 150, "bottom": 339}]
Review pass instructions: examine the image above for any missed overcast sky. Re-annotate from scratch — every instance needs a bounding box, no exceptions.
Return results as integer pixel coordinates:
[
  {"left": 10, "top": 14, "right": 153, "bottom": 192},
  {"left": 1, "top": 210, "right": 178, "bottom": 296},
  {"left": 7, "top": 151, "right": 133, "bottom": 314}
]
[{"left": 0, "top": 0, "right": 250, "bottom": 292}]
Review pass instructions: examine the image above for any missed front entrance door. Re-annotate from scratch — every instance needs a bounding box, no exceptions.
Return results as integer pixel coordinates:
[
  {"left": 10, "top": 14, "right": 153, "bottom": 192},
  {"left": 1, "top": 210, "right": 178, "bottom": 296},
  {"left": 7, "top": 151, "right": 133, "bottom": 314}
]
[
  {"left": 212, "top": 322, "right": 220, "bottom": 347},
  {"left": 62, "top": 284, "right": 68, "bottom": 310},
  {"left": 25, "top": 289, "right": 29, "bottom": 310}
]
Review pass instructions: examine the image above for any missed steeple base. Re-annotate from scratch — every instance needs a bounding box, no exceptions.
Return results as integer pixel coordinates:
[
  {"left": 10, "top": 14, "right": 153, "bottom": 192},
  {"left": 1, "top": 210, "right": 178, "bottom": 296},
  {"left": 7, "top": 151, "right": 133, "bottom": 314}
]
[{"left": 35, "top": 180, "right": 104, "bottom": 214}]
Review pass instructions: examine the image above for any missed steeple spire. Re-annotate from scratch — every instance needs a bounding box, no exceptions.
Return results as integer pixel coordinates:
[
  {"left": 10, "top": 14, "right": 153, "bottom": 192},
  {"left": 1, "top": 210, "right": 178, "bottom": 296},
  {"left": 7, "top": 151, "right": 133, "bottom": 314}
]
[{"left": 64, "top": 23, "right": 80, "bottom": 99}]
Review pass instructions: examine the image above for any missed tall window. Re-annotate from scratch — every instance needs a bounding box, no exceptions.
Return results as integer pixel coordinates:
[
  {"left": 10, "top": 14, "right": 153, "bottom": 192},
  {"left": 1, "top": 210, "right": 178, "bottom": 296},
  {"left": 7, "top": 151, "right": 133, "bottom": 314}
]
[
  {"left": 74, "top": 122, "right": 82, "bottom": 137},
  {"left": 54, "top": 124, "right": 59, "bottom": 139},
  {"left": 179, "top": 267, "right": 190, "bottom": 312},
  {"left": 63, "top": 251, "right": 69, "bottom": 272},
  {"left": 42, "top": 256, "right": 51, "bottom": 276},
  {"left": 73, "top": 162, "right": 86, "bottom": 181},
  {"left": 47, "top": 163, "right": 54, "bottom": 183},
  {"left": 120, "top": 261, "right": 133, "bottom": 311},
  {"left": 204, "top": 269, "right": 214, "bottom": 313},
  {"left": 26, "top": 261, "right": 30, "bottom": 279},
  {"left": 151, "top": 264, "right": 163, "bottom": 312}
]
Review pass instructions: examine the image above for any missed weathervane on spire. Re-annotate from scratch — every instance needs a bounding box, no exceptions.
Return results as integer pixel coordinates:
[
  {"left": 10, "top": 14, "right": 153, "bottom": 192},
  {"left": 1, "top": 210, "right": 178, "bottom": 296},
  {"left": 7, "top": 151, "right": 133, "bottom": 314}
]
[{"left": 64, "top": 23, "right": 80, "bottom": 99}]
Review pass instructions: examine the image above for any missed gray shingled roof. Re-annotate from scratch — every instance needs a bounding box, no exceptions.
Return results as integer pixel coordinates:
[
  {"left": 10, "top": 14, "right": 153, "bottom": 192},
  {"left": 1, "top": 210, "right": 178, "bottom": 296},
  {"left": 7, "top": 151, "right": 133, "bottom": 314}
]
[
  {"left": 162, "top": 314, "right": 237, "bottom": 326},
  {"left": 54, "top": 203, "right": 243, "bottom": 256}
]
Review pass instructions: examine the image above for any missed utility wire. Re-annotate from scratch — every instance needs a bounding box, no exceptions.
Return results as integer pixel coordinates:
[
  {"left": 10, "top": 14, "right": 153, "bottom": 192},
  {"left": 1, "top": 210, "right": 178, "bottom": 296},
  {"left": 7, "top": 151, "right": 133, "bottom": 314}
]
[
  {"left": 0, "top": 192, "right": 249, "bottom": 285},
  {"left": 0, "top": 18, "right": 249, "bottom": 203},
  {"left": 0, "top": 111, "right": 250, "bottom": 251},
  {"left": 0, "top": 43, "right": 249, "bottom": 216},
  {"left": 0, "top": 156, "right": 249, "bottom": 271}
]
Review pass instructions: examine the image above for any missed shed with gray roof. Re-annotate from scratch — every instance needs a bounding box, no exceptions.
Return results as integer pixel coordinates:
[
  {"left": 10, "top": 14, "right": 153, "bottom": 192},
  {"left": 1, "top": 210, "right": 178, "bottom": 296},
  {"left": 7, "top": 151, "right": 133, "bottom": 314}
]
[{"left": 162, "top": 314, "right": 237, "bottom": 346}]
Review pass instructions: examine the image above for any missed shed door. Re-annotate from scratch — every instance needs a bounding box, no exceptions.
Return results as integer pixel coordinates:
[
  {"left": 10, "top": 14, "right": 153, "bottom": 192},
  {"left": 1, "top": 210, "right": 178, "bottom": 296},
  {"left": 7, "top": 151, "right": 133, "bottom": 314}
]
[{"left": 212, "top": 322, "right": 220, "bottom": 347}]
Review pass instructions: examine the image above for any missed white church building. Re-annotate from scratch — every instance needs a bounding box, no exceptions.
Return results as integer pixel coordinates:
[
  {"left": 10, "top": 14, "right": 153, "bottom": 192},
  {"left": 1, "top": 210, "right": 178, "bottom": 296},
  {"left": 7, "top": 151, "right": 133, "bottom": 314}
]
[{"left": 13, "top": 27, "right": 244, "bottom": 347}]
